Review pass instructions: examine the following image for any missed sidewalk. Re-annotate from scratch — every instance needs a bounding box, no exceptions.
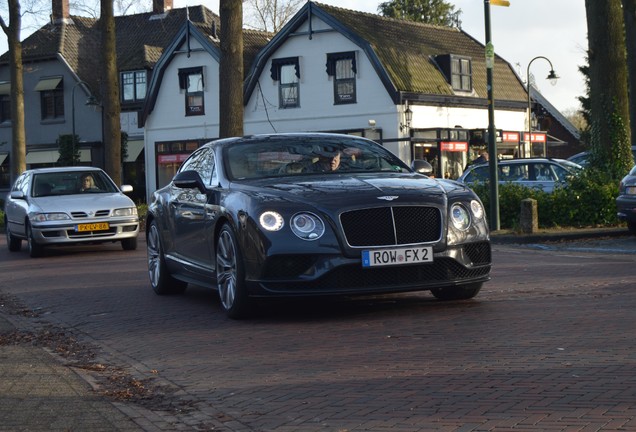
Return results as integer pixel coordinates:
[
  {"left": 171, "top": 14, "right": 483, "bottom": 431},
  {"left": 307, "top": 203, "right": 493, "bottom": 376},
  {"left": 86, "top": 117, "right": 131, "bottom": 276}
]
[
  {"left": 490, "top": 225, "right": 630, "bottom": 244},
  {"left": 0, "top": 313, "right": 144, "bottom": 432}
]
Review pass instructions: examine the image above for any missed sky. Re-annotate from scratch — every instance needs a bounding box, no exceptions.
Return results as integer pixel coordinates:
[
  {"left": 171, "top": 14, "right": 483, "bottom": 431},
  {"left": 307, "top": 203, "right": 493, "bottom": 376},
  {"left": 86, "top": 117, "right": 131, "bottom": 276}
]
[{"left": 1, "top": 0, "right": 588, "bottom": 113}]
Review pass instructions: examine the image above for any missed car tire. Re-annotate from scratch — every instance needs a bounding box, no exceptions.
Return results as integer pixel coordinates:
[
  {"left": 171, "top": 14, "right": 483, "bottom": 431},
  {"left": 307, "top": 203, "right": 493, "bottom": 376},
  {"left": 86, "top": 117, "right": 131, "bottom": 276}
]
[
  {"left": 147, "top": 220, "right": 187, "bottom": 295},
  {"left": 121, "top": 237, "right": 138, "bottom": 251},
  {"left": 5, "top": 222, "right": 21, "bottom": 252},
  {"left": 216, "top": 223, "right": 251, "bottom": 319},
  {"left": 431, "top": 282, "right": 482, "bottom": 301},
  {"left": 628, "top": 221, "right": 636, "bottom": 235},
  {"left": 26, "top": 222, "right": 44, "bottom": 258}
]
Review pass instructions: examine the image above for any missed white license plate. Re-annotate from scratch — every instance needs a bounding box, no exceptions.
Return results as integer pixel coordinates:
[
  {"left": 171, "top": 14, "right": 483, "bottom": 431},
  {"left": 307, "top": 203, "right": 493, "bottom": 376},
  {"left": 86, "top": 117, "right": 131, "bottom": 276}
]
[{"left": 362, "top": 246, "right": 433, "bottom": 268}]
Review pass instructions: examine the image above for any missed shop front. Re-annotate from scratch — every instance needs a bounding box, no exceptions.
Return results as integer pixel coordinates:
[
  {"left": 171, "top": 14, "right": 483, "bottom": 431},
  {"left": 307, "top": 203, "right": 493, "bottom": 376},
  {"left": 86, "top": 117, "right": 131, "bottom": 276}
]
[{"left": 410, "top": 128, "right": 470, "bottom": 179}]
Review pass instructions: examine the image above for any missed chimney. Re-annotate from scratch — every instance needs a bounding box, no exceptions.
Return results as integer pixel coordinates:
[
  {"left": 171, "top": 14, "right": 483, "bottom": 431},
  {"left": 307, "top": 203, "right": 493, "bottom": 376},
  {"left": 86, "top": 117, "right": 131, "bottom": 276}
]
[
  {"left": 51, "top": 0, "right": 71, "bottom": 24},
  {"left": 153, "top": 0, "right": 173, "bottom": 14}
]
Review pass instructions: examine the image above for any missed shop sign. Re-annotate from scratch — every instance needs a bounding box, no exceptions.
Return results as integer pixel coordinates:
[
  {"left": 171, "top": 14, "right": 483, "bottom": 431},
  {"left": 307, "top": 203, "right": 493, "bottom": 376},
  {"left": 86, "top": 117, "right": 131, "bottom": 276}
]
[
  {"left": 440, "top": 141, "right": 468, "bottom": 152},
  {"left": 503, "top": 132, "right": 520, "bottom": 142},
  {"left": 158, "top": 153, "right": 190, "bottom": 165}
]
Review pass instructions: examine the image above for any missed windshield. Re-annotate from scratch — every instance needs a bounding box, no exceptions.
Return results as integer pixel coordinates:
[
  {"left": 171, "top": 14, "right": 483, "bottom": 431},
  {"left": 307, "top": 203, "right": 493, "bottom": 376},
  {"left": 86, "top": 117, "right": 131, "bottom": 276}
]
[
  {"left": 224, "top": 137, "right": 410, "bottom": 180},
  {"left": 32, "top": 171, "right": 118, "bottom": 197}
]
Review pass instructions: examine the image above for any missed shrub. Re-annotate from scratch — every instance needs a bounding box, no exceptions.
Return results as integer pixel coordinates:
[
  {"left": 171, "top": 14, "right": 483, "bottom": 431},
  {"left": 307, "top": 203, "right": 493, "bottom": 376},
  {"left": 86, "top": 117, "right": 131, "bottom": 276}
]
[{"left": 470, "top": 170, "right": 620, "bottom": 230}]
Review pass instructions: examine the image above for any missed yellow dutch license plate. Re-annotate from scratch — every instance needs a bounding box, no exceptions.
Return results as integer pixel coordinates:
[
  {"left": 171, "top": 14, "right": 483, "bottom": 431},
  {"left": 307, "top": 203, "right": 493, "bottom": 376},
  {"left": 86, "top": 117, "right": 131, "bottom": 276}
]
[{"left": 75, "top": 222, "right": 109, "bottom": 232}]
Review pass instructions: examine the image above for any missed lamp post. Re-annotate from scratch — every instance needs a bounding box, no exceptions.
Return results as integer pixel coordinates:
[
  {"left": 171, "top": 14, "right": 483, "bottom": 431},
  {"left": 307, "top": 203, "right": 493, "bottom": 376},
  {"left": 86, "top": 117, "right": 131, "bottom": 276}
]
[
  {"left": 484, "top": 0, "right": 500, "bottom": 231},
  {"left": 71, "top": 81, "right": 99, "bottom": 166},
  {"left": 526, "top": 56, "right": 558, "bottom": 157}
]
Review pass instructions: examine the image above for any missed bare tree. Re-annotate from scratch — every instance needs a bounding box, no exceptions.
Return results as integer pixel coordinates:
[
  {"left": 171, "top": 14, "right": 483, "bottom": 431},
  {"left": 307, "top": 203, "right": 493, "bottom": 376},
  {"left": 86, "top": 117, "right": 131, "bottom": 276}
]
[
  {"left": 70, "top": 0, "right": 148, "bottom": 18},
  {"left": 0, "top": 0, "right": 27, "bottom": 183},
  {"left": 101, "top": 0, "right": 122, "bottom": 183},
  {"left": 219, "top": 0, "right": 243, "bottom": 138},
  {"left": 243, "top": 0, "right": 303, "bottom": 32}
]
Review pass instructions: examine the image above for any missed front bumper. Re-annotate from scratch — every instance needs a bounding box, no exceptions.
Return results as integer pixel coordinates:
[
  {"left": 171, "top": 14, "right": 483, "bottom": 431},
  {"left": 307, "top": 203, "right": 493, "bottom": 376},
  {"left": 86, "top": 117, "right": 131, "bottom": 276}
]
[
  {"left": 245, "top": 241, "right": 491, "bottom": 297},
  {"left": 31, "top": 218, "right": 139, "bottom": 245}
]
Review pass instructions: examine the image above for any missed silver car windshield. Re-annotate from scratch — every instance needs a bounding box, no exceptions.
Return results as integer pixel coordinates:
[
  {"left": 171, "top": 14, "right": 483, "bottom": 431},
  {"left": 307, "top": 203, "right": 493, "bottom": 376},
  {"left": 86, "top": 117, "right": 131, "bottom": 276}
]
[
  {"left": 32, "top": 171, "right": 118, "bottom": 197},
  {"left": 224, "top": 138, "right": 410, "bottom": 180}
]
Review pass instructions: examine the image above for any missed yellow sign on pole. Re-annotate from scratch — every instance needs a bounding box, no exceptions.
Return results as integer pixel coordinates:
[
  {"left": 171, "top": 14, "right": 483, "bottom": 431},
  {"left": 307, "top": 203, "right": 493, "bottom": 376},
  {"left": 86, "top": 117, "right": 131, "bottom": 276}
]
[{"left": 491, "top": 0, "right": 510, "bottom": 6}]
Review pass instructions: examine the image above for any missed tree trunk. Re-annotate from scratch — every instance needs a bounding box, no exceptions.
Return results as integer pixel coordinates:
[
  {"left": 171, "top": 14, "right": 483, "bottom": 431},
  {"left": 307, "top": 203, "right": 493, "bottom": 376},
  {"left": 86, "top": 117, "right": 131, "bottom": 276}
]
[
  {"left": 585, "top": 0, "right": 632, "bottom": 177},
  {"left": 101, "top": 0, "right": 122, "bottom": 184},
  {"left": 219, "top": 0, "right": 244, "bottom": 138},
  {"left": 2, "top": 0, "right": 26, "bottom": 183},
  {"left": 623, "top": 0, "right": 636, "bottom": 150}
]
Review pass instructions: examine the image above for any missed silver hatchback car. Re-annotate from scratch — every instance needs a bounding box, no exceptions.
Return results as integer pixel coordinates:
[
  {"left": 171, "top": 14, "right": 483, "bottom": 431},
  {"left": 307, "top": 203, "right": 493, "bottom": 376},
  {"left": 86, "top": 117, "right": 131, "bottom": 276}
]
[{"left": 4, "top": 167, "right": 139, "bottom": 257}]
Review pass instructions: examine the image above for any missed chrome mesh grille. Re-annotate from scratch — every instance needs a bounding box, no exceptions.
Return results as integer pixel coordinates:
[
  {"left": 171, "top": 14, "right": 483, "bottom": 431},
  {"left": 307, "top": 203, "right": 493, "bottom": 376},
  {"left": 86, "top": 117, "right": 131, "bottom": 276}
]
[{"left": 340, "top": 206, "right": 441, "bottom": 247}]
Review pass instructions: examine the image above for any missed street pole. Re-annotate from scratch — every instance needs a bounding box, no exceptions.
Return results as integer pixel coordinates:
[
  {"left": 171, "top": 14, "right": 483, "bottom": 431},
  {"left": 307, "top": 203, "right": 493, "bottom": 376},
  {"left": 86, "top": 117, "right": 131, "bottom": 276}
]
[
  {"left": 484, "top": 0, "right": 500, "bottom": 231},
  {"left": 526, "top": 56, "right": 558, "bottom": 157},
  {"left": 71, "top": 81, "right": 99, "bottom": 167}
]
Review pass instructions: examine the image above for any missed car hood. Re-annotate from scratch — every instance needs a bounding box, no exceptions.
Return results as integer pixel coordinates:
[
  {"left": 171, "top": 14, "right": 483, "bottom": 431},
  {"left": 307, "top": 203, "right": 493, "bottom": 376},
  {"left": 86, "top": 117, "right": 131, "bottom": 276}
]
[
  {"left": 30, "top": 193, "right": 135, "bottom": 213},
  {"left": 233, "top": 173, "right": 451, "bottom": 209}
]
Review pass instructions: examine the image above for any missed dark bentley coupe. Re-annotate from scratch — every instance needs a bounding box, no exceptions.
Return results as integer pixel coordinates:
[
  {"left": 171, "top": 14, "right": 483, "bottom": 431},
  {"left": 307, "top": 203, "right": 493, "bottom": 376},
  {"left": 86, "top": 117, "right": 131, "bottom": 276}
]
[{"left": 146, "top": 133, "right": 491, "bottom": 318}]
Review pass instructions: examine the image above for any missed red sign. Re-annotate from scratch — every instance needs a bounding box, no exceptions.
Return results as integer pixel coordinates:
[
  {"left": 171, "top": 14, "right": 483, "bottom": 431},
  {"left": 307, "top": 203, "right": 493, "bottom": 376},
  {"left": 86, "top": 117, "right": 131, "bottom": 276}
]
[
  {"left": 503, "top": 132, "right": 520, "bottom": 142},
  {"left": 525, "top": 132, "right": 546, "bottom": 143},
  {"left": 158, "top": 153, "right": 190, "bottom": 165},
  {"left": 440, "top": 141, "right": 468, "bottom": 152}
]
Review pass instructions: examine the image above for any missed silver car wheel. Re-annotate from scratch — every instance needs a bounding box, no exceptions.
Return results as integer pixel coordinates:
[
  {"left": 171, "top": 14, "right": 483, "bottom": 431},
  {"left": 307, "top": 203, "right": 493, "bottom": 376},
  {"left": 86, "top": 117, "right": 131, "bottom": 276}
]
[
  {"left": 147, "top": 223, "right": 162, "bottom": 288},
  {"left": 216, "top": 229, "right": 237, "bottom": 311}
]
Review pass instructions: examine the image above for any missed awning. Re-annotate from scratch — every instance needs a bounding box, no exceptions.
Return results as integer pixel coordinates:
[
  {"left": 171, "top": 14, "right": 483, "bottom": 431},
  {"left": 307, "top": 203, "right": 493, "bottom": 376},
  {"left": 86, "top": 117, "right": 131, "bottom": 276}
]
[
  {"left": 26, "top": 150, "right": 60, "bottom": 164},
  {"left": 125, "top": 140, "right": 144, "bottom": 162},
  {"left": 0, "top": 82, "right": 10, "bottom": 95},
  {"left": 26, "top": 149, "right": 91, "bottom": 165},
  {"left": 0, "top": 153, "right": 8, "bottom": 165},
  {"left": 34, "top": 76, "right": 62, "bottom": 92}
]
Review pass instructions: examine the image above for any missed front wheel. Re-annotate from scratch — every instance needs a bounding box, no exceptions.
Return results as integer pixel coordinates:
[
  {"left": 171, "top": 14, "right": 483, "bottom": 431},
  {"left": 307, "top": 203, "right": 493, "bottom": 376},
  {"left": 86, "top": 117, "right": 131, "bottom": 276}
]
[
  {"left": 5, "top": 223, "right": 21, "bottom": 252},
  {"left": 431, "top": 283, "right": 482, "bottom": 301},
  {"left": 27, "top": 223, "right": 44, "bottom": 258},
  {"left": 216, "top": 223, "right": 251, "bottom": 319},
  {"left": 627, "top": 221, "right": 636, "bottom": 235},
  {"left": 147, "top": 221, "right": 187, "bottom": 295}
]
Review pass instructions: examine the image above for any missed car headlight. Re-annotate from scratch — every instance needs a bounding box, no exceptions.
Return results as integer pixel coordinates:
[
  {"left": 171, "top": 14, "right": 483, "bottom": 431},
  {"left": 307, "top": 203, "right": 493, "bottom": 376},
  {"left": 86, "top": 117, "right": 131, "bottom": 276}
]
[
  {"left": 450, "top": 203, "right": 470, "bottom": 231},
  {"left": 30, "top": 212, "right": 70, "bottom": 223},
  {"left": 259, "top": 211, "right": 284, "bottom": 231},
  {"left": 470, "top": 200, "right": 484, "bottom": 220},
  {"left": 291, "top": 212, "right": 325, "bottom": 240},
  {"left": 113, "top": 207, "right": 138, "bottom": 217}
]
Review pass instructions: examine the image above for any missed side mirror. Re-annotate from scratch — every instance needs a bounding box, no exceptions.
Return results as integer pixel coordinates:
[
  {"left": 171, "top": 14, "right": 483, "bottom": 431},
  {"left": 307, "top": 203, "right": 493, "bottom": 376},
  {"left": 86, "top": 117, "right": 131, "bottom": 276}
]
[
  {"left": 412, "top": 159, "right": 433, "bottom": 175},
  {"left": 10, "top": 190, "right": 25, "bottom": 200},
  {"left": 120, "top": 185, "right": 133, "bottom": 193},
  {"left": 173, "top": 170, "right": 206, "bottom": 192}
]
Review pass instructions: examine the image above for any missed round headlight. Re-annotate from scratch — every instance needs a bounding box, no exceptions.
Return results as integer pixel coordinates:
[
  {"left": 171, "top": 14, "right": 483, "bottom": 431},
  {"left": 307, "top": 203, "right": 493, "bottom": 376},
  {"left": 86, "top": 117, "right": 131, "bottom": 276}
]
[
  {"left": 259, "top": 211, "right": 284, "bottom": 231},
  {"left": 450, "top": 203, "right": 470, "bottom": 231},
  {"left": 470, "top": 200, "right": 484, "bottom": 220},
  {"left": 291, "top": 212, "right": 325, "bottom": 240}
]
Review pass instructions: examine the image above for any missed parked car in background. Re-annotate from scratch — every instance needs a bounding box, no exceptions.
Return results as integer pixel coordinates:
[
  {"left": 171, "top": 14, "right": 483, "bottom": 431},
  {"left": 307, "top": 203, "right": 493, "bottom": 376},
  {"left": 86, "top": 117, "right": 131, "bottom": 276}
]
[
  {"left": 146, "top": 133, "right": 492, "bottom": 319},
  {"left": 567, "top": 146, "right": 636, "bottom": 167},
  {"left": 4, "top": 167, "right": 139, "bottom": 257},
  {"left": 458, "top": 158, "right": 583, "bottom": 193},
  {"left": 617, "top": 164, "right": 636, "bottom": 234}
]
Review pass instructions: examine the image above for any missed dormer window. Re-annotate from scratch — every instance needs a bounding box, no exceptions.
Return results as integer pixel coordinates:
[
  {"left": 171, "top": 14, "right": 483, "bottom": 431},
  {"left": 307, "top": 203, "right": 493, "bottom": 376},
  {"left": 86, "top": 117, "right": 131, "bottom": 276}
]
[
  {"left": 326, "top": 52, "right": 357, "bottom": 105},
  {"left": 435, "top": 54, "right": 472, "bottom": 92},
  {"left": 271, "top": 57, "right": 300, "bottom": 108},
  {"left": 178, "top": 67, "right": 205, "bottom": 116},
  {"left": 121, "top": 70, "right": 147, "bottom": 103}
]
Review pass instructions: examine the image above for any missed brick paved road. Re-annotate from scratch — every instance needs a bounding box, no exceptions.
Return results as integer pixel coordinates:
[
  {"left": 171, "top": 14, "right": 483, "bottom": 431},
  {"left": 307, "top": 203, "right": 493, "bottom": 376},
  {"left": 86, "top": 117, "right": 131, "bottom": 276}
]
[{"left": 1, "top": 236, "right": 635, "bottom": 431}]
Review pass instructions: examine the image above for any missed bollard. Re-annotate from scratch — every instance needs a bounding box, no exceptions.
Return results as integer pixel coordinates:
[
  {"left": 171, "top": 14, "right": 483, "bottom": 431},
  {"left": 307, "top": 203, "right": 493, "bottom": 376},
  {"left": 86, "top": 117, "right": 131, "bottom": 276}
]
[{"left": 520, "top": 198, "right": 538, "bottom": 233}]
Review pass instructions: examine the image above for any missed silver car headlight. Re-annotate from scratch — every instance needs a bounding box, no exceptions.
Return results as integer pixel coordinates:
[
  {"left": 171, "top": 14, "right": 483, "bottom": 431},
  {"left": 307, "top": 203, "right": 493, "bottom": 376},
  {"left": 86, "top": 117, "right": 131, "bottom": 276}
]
[
  {"left": 450, "top": 203, "right": 471, "bottom": 231},
  {"left": 113, "top": 207, "right": 138, "bottom": 217},
  {"left": 290, "top": 212, "right": 325, "bottom": 240},
  {"left": 259, "top": 211, "right": 284, "bottom": 231},
  {"left": 30, "top": 212, "right": 70, "bottom": 223}
]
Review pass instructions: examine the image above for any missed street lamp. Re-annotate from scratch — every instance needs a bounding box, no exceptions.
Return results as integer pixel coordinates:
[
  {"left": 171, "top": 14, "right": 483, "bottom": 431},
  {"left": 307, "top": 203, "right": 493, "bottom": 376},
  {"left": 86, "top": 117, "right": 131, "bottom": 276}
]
[
  {"left": 71, "top": 81, "right": 99, "bottom": 166},
  {"left": 526, "top": 56, "right": 558, "bottom": 157}
]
